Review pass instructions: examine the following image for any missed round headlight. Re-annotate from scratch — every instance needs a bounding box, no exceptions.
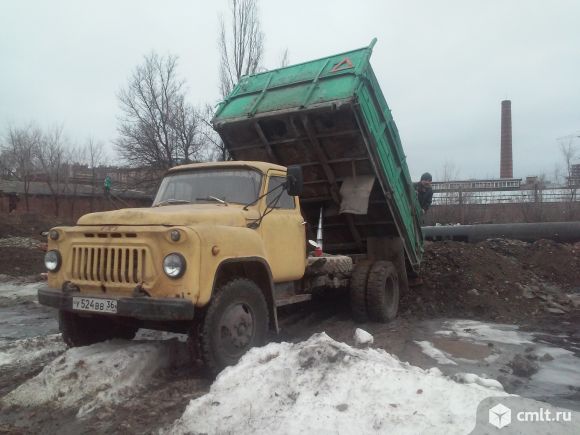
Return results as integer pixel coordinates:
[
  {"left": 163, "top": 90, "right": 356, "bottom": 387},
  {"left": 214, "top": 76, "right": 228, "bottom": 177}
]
[
  {"left": 49, "top": 230, "right": 59, "bottom": 240},
  {"left": 44, "top": 250, "right": 61, "bottom": 272},
  {"left": 163, "top": 253, "right": 186, "bottom": 278}
]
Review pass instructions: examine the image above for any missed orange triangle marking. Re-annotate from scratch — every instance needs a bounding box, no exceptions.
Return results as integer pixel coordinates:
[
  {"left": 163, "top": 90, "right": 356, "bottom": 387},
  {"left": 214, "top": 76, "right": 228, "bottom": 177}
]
[{"left": 331, "top": 57, "right": 354, "bottom": 72}]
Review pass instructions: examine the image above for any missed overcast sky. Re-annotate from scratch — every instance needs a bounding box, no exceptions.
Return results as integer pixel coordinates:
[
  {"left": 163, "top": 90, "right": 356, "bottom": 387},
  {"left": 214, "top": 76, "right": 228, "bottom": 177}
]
[{"left": 1, "top": 0, "right": 579, "bottom": 181}]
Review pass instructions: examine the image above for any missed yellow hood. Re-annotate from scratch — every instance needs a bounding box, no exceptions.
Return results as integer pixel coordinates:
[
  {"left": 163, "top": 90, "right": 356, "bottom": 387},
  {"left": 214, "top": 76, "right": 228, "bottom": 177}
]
[{"left": 77, "top": 204, "right": 252, "bottom": 227}]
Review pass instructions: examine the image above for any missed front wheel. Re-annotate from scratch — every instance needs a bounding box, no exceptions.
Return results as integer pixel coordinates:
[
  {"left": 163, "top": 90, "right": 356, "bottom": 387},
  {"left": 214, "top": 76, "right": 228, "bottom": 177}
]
[{"left": 195, "top": 278, "right": 269, "bottom": 374}]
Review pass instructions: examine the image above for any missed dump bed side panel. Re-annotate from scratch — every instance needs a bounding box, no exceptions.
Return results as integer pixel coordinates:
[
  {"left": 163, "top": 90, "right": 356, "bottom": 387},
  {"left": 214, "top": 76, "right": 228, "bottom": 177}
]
[
  {"left": 354, "top": 67, "right": 423, "bottom": 264},
  {"left": 213, "top": 40, "right": 423, "bottom": 269}
]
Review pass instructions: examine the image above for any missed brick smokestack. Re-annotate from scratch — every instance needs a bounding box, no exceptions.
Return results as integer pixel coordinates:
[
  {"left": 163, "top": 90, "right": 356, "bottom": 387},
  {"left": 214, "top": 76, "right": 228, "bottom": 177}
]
[{"left": 500, "top": 100, "right": 513, "bottom": 178}]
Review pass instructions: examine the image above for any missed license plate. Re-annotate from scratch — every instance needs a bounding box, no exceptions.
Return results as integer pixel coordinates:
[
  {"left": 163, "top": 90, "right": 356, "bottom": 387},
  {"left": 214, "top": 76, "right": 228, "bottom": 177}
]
[{"left": 72, "top": 297, "right": 117, "bottom": 314}]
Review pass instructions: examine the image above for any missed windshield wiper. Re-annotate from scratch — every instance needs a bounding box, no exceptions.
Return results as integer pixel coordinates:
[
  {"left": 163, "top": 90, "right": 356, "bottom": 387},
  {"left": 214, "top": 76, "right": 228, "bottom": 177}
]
[
  {"left": 154, "top": 199, "right": 192, "bottom": 207},
  {"left": 196, "top": 196, "right": 228, "bottom": 206}
]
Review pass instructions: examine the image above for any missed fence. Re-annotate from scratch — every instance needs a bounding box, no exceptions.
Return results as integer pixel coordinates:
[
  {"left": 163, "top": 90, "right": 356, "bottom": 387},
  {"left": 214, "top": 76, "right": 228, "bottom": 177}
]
[
  {"left": 433, "top": 187, "right": 578, "bottom": 206},
  {"left": 428, "top": 187, "right": 579, "bottom": 225}
]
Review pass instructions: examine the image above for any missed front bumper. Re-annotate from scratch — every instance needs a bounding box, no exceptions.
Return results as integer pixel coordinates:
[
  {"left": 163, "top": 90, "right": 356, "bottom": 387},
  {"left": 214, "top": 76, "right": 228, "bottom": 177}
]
[{"left": 38, "top": 287, "right": 195, "bottom": 321}]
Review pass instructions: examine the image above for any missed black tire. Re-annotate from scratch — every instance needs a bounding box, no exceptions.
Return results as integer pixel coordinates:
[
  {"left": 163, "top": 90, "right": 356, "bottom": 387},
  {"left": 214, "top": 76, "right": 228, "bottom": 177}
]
[
  {"left": 350, "top": 261, "right": 372, "bottom": 322},
  {"left": 366, "top": 261, "right": 400, "bottom": 322},
  {"left": 196, "top": 278, "right": 269, "bottom": 374},
  {"left": 59, "top": 310, "right": 138, "bottom": 347}
]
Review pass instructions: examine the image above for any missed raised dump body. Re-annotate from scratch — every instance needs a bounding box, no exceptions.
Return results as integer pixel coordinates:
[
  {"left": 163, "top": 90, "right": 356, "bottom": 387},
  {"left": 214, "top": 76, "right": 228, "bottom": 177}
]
[{"left": 213, "top": 39, "right": 423, "bottom": 271}]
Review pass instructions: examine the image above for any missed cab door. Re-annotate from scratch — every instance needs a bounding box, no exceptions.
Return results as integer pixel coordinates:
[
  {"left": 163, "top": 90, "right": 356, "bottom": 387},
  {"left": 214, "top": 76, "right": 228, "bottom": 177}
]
[{"left": 259, "top": 170, "right": 306, "bottom": 282}]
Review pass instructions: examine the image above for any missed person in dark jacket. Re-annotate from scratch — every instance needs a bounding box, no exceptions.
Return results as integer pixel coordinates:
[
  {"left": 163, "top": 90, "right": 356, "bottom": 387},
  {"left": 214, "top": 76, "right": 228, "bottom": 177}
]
[{"left": 414, "top": 172, "right": 433, "bottom": 213}]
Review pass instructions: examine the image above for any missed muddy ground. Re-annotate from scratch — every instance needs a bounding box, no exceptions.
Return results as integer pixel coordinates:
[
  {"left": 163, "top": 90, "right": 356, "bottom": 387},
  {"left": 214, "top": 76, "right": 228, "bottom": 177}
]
[
  {"left": 0, "top": 213, "right": 71, "bottom": 277},
  {"left": 405, "top": 238, "right": 580, "bottom": 324},
  {"left": 0, "top": 213, "right": 579, "bottom": 433}
]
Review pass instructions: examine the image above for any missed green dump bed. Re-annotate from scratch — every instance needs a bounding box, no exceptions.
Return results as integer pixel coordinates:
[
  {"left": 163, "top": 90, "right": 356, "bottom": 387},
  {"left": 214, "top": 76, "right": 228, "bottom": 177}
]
[{"left": 213, "top": 39, "right": 423, "bottom": 270}]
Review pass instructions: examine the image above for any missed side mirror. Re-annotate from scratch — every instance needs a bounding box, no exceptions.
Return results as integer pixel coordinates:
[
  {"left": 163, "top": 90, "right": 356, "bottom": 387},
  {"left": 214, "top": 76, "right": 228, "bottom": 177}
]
[{"left": 286, "top": 165, "right": 303, "bottom": 196}]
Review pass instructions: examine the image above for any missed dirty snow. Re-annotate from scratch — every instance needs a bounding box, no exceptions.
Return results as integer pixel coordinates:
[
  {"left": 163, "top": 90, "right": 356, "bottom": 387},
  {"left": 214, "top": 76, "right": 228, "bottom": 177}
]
[
  {"left": 526, "top": 345, "right": 580, "bottom": 399},
  {"left": 134, "top": 328, "right": 187, "bottom": 342},
  {"left": 2, "top": 340, "right": 176, "bottom": 417},
  {"left": 169, "top": 333, "right": 509, "bottom": 435},
  {"left": 0, "top": 236, "right": 42, "bottom": 249},
  {"left": 415, "top": 340, "right": 458, "bottom": 365},
  {"left": 434, "top": 319, "right": 580, "bottom": 408},
  {"left": 452, "top": 373, "right": 504, "bottom": 391},
  {"left": 0, "top": 275, "right": 44, "bottom": 299},
  {"left": 353, "top": 328, "right": 374, "bottom": 346},
  {"left": 437, "top": 319, "right": 534, "bottom": 345},
  {"left": 0, "top": 334, "right": 65, "bottom": 368}
]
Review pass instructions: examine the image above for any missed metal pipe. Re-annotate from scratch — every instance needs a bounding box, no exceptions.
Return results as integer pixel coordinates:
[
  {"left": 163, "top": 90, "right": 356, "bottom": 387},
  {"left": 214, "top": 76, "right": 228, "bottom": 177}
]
[{"left": 423, "top": 222, "right": 580, "bottom": 243}]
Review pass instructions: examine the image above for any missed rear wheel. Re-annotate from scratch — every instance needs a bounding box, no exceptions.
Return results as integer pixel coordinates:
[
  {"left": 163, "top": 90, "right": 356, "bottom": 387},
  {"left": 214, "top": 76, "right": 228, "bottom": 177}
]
[
  {"left": 59, "top": 310, "right": 138, "bottom": 347},
  {"left": 196, "top": 278, "right": 269, "bottom": 374},
  {"left": 366, "top": 261, "right": 400, "bottom": 322},
  {"left": 349, "top": 261, "right": 372, "bottom": 322}
]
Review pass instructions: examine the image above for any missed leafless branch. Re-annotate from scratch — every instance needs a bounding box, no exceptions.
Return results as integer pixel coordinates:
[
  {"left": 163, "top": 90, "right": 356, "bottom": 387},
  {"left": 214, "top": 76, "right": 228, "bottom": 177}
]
[
  {"left": 115, "top": 52, "right": 206, "bottom": 171},
  {"left": 1, "top": 124, "right": 42, "bottom": 211},
  {"left": 218, "top": 0, "right": 264, "bottom": 99},
  {"left": 279, "top": 48, "right": 290, "bottom": 68}
]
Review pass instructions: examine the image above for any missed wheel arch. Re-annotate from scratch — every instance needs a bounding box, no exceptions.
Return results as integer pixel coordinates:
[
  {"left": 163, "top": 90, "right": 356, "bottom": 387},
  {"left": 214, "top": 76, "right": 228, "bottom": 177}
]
[{"left": 212, "top": 257, "right": 278, "bottom": 332}]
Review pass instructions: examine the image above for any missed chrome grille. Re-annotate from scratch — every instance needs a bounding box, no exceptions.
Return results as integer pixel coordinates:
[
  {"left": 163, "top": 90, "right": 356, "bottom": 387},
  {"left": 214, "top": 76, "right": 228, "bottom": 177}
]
[{"left": 71, "top": 246, "right": 146, "bottom": 284}]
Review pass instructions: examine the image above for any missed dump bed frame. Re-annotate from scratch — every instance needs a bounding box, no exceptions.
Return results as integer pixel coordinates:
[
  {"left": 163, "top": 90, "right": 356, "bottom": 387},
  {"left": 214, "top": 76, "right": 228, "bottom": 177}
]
[{"left": 213, "top": 39, "right": 423, "bottom": 271}]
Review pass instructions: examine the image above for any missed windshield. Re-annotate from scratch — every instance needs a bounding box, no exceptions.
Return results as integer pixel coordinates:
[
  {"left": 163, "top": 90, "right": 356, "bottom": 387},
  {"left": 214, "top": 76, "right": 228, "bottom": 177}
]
[{"left": 153, "top": 168, "right": 263, "bottom": 206}]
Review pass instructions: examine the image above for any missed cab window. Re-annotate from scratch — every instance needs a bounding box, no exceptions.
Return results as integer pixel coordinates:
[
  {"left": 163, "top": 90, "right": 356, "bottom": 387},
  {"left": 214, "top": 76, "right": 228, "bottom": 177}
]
[{"left": 266, "top": 176, "right": 295, "bottom": 209}]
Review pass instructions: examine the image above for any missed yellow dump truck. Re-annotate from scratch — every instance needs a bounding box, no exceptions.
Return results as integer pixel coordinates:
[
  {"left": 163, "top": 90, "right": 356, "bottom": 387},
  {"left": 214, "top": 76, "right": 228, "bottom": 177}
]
[{"left": 38, "top": 41, "right": 423, "bottom": 372}]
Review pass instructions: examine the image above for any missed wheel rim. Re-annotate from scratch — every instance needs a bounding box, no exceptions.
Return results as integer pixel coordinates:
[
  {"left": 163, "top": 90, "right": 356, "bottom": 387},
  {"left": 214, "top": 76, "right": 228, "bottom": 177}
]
[{"left": 218, "top": 302, "right": 256, "bottom": 358}]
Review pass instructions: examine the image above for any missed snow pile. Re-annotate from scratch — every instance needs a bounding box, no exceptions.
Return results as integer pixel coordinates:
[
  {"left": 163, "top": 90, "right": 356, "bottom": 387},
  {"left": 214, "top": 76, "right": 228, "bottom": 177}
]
[
  {"left": 169, "top": 333, "right": 508, "bottom": 435},
  {"left": 2, "top": 340, "right": 175, "bottom": 417},
  {"left": 0, "top": 334, "right": 65, "bottom": 368}
]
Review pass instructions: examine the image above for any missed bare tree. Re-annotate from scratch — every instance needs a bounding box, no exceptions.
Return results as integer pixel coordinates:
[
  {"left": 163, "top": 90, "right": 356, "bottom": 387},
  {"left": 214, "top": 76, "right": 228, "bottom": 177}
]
[
  {"left": 560, "top": 137, "right": 578, "bottom": 187},
  {"left": 432, "top": 161, "right": 462, "bottom": 224},
  {"left": 36, "top": 125, "right": 69, "bottom": 217},
  {"left": 279, "top": 48, "right": 290, "bottom": 68},
  {"left": 65, "top": 144, "right": 88, "bottom": 219},
  {"left": 84, "top": 138, "right": 107, "bottom": 211},
  {"left": 115, "top": 52, "right": 204, "bottom": 172},
  {"left": 219, "top": 0, "right": 264, "bottom": 99},
  {"left": 519, "top": 173, "right": 548, "bottom": 222},
  {"left": 1, "top": 124, "right": 42, "bottom": 211},
  {"left": 200, "top": 103, "right": 229, "bottom": 161},
  {"left": 559, "top": 137, "right": 579, "bottom": 219}
]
